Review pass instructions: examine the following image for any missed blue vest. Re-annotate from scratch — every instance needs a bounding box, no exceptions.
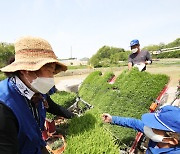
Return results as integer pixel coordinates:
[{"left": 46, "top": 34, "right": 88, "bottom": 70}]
[{"left": 0, "top": 78, "right": 46, "bottom": 154}]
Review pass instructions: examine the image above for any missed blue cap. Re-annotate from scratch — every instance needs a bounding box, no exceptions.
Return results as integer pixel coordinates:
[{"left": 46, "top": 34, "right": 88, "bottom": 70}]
[
  {"left": 142, "top": 105, "right": 180, "bottom": 132},
  {"left": 130, "top": 39, "right": 139, "bottom": 47}
]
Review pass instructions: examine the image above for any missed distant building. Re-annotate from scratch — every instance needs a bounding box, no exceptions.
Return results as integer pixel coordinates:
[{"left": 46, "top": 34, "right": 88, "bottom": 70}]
[{"left": 61, "top": 58, "right": 88, "bottom": 66}]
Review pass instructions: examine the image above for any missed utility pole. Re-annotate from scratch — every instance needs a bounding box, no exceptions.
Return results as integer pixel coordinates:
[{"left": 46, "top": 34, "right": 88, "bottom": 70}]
[{"left": 70, "top": 46, "right": 72, "bottom": 59}]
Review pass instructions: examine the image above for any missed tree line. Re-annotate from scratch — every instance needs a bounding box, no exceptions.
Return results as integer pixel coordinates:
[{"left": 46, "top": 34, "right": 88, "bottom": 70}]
[
  {"left": 89, "top": 46, "right": 130, "bottom": 68},
  {"left": 0, "top": 38, "right": 179, "bottom": 68},
  {"left": 90, "top": 38, "right": 180, "bottom": 67},
  {"left": 0, "top": 43, "right": 15, "bottom": 68}
]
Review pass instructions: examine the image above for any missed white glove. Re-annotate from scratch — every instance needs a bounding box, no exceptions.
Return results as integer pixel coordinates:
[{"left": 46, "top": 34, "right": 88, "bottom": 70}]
[{"left": 146, "top": 60, "right": 151, "bottom": 64}]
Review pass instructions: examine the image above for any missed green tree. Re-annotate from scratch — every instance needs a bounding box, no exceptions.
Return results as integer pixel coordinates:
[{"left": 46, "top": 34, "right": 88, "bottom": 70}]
[
  {"left": 143, "top": 44, "right": 160, "bottom": 51},
  {"left": 0, "top": 42, "right": 15, "bottom": 67},
  {"left": 159, "top": 42, "right": 165, "bottom": 49},
  {"left": 143, "top": 38, "right": 180, "bottom": 51},
  {"left": 90, "top": 46, "right": 126, "bottom": 67},
  {"left": 166, "top": 38, "right": 180, "bottom": 48},
  {"left": 118, "top": 51, "right": 130, "bottom": 61},
  {"left": 110, "top": 53, "right": 119, "bottom": 64},
  {"left": 89, "top": 54, "right": 102, "bottom": 68}
]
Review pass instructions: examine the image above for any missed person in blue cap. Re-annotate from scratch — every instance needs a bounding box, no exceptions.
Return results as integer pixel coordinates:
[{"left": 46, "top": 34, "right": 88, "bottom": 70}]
[
  {"left": 102, "top": 105, "right": 180, "bottom": 153},
  {"left": 128, "top": 39, "right": 152, "bottom": 71}
]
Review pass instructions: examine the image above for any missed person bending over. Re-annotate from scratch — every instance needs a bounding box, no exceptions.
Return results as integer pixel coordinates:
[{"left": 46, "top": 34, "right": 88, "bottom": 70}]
[{"left": 102, "top": 105, "right": 180, "bottom": 154}]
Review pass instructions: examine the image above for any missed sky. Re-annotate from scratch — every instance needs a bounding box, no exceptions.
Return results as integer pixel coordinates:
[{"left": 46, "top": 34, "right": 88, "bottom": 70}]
[{"left": 0, "top": 0, "right": 180, "bottom": 59}]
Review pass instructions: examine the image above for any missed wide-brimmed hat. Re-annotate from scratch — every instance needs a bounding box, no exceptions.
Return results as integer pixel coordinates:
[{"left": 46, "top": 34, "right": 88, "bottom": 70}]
[
  {"left": 0, "top": 36, "right": 67, "bottom": 74},
  {"left": 142, "top": 105, "right": 180, "bottom": 133}
]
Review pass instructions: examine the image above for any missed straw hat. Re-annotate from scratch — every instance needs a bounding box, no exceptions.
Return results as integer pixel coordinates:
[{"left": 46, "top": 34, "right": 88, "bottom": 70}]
[{"left": 0, "top": 36, "right": 67, "bottom": 74}]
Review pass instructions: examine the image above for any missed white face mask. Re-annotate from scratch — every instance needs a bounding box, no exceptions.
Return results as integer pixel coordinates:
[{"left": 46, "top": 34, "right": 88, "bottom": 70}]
[
  {"left": 31, "top": 77, "right": 55, "bottom": 94},
  {"left": 131, "top": 48, "right": 138, "bottom": 53},
  {"left": 144, "top": 126, "right": 170, "bottom": 143}
]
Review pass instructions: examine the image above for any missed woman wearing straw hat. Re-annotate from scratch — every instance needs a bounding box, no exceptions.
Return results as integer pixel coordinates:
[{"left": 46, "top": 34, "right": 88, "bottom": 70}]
[{"left": 0, "top": 36, "right": 73, "bottom": 154}]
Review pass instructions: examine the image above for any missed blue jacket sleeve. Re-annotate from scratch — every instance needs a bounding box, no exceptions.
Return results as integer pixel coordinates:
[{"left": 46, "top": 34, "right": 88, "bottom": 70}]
[{"left": 112, "top": 116, "right": 144, "bottom": 132}]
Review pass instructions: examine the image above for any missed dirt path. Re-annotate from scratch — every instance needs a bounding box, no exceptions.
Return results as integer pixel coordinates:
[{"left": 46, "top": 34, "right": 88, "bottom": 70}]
[
  {"left": 55, "top": 65, "right": 179, "bottom": 87},
  {"left": 55, "top": 63, "right": 179, "bottom": 104}
]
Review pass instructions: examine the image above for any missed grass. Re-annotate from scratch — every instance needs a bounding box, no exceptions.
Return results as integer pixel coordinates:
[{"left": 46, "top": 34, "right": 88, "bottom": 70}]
[
  {"left": 78, "top": 68, "right": 169, "bottom": 149},
  {"left": 50, "top": 68, "right": 169, "bottom": 152},
  {"left": 67, "top": 65, "right": 89, "bottom": 70}
]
